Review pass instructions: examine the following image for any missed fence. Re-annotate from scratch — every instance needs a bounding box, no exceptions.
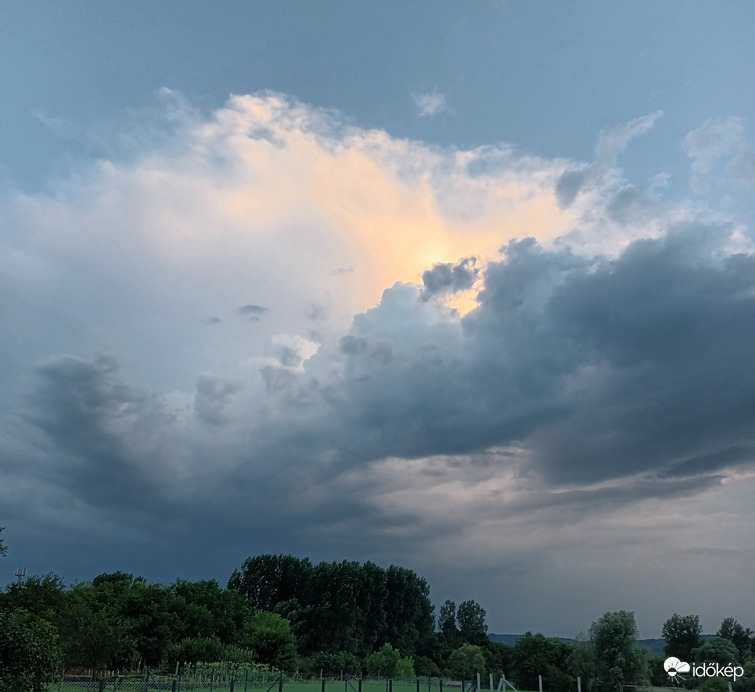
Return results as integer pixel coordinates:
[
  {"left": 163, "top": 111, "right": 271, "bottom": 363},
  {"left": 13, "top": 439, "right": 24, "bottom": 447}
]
[
  {"left": 49, "top": 674, "right": 473, "bottom": 692},
  {"left": 47, "top": 674, "right": 524, "bottom": 692}
]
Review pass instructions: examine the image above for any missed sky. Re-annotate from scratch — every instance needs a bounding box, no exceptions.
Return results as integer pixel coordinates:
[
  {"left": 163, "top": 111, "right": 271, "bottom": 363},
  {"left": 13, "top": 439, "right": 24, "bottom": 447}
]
[{"left": 2, "top": 0, "right": 755, "bottom": 640}]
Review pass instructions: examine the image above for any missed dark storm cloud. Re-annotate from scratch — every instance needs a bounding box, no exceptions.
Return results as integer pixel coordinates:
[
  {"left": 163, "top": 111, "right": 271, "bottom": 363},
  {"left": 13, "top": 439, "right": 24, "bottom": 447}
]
[
  {"left": 237, "top": 304, "right": 269, "bottom": 321},
  {"left": 21, "top": 355, "right": 167, "bottom": 511},
  {"left": 309, "top": 222, "right": 755, "bottom": 489},
  {"left": 421, "top": 257, "right": 478, "bottom": 297}
]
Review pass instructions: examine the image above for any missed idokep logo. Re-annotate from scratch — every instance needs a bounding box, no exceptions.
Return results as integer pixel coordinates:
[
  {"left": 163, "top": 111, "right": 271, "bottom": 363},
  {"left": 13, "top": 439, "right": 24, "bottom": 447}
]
[
  {"left": 664, "top": 657, "right": 744, "bottom": 681},
  {"left": 664, "top": 658, "right": 690, "bottom": 678}
]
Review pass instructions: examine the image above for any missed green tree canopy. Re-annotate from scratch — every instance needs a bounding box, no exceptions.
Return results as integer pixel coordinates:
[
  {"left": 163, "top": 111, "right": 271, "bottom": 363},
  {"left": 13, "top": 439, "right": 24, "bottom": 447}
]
[
  {"left": 229, "top": 555, "right": 434, "bottom": 658},
  {"left": 511, "top": 633, "right": 570, "bottom": 692},
  {"left": 590, "top": 611, "right": 648, "bottom": 692},
  {"left": 447, "top": 644, "right": 487, "bottom": 679},
  {"left": 239, "top": 611, "right": 297, "bottom": 670},
  {"left": 439, "top": 600, "right": 458, "bottom": 637},
  {"left": 662, "top": 613, "right": 702, "bottom": 661},
  {"left": 456, "top": 600, "right": 488, "bottom": 646},
  {"left": 0, "top": 573, "right": 66, "bottom": 625},
  {"left": 717, "top": 617, "right": 752, "bottom": 661},
  {"left": 0, "top": 527, "right": 6, "bottom": 557},
  {"left": 0, "top": 609, "right": 61, "bottom": 692},
  {"left": 692, "top": 637, "right": 740, "bottom": 665},
  {"left": 366, "top": 643, "right": 402, "bottom": 677}
]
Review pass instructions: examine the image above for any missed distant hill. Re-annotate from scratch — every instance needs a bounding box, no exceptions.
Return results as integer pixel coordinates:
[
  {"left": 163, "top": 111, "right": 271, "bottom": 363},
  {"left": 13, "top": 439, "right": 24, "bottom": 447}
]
[
  {"left": 637, "top": 639, "right": 666, "bottom": 656},
  {"left": 489, "top": 634, "right": 575, "bottom": 646},
  {"left": 490, "top": 634, "right": 712, "bottom": 658}
]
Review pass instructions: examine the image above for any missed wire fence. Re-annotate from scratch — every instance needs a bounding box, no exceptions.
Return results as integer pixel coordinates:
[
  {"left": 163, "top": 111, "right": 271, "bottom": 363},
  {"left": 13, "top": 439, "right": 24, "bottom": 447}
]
[{"left": 48, "top": 674, "right": 476, "bottom": 692}]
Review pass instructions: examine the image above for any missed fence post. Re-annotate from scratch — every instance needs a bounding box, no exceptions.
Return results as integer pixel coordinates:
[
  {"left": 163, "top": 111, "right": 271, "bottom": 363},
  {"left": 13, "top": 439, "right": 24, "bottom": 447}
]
[
  {"left": 417, "top": 679, "right": 420, "bottom": 692},
  {"left": 322, "top": 679, "right": 326, "bottom": 692},
  {"left": 359, "top": 680, "right": 363, "bottom": 692},
  {"left": 172, "top": 681, "right": 178, "bottom": 692},
  {"left": 390, "top": 680, "right": 393, "bottom": 692},
  {"left": 440, "top": 680, "right": 443, "bottom": 692},
  {"left": 490, "top": 674, "right": 493, "bottom": 692},
  {"left": 231, "top": 679, "right": 235, "bottom": 692},
  {"left": 279, "top": 671, "right": 284, "bottom": 692},
  {"left": 538, "top": 676, "right": 542, "bottom": 692},
  {"left": 245, "top": 670, "right": 249, "bottom": 692},
  {"left": 577, "top": 677, "right": 581, "bottom": 692},
  {"left": 98, "top": 681, "right": 105, "bottom": 692},
  {"left": 478, "top": 673, "right": 481, "bottom": 692}
]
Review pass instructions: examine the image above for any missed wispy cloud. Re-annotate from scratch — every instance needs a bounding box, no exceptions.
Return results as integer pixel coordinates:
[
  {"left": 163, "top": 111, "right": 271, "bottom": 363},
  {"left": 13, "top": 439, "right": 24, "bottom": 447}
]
[
  {"left": 237, "top": 304, "right": 269, "bottom": 321},
  {"left": 683, "top": 116, "right": 755, "bottom": 193},
  {"left": 411, "top": 89, "right": 451, "bottom": 118}
]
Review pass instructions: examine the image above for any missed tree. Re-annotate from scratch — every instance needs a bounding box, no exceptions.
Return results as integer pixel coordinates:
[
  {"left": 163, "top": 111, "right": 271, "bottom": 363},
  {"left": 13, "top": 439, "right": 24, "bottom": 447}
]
[
  {"left": 482, "top": 641, "right": 513, "bottom": 681},
  {"left": 1, "top": 574, "right": 66, "bottom": 625},
  {"left": 239, "top": 611, "right": 297, "bottom": 670},
  {"left": 395, "top": 654, "right": 416, "bottom": 679},
  {"left": 0, "top": 609, "right": 61, "bottom": 692},
  {"left": 662, "top": 613, "right": 701, "bottom": 661},
  {"left": 568, "top": 638, "right": 596, "bottom": 688},
  {"left": 447, "top": 644, "right": 487, "bottom": 679},
  {"left": 717, "top": 617, "right": 752, "bottom": 661},
  {"left": 366, "top": 643, "right": 402, "bottom": 677},
  {"left": 439, "top": 600, "right": 459, "bottom": 640},
  {"left": 228, "top": 554, "right": 312, "bottom": 612},
  {"left": 59, "top": 595, "right": 136, "bottom": 672},
  {"left": 512, "top": 633, "right": 570, "bottom": 692},
  {"left": 383, "top": 565, "right": 435, "bottom": 655},
  {"left": 0, "top": 527, "right": 6, "bottom": 557},
  {"left": 456, "top": 600, "right": 488, "bottom": 645},
  {"left": 692, "top": 637, "right": 740, "bottom": 665},
  {"left": 590, "top": 611, "right": 648, "bottom": 692}
]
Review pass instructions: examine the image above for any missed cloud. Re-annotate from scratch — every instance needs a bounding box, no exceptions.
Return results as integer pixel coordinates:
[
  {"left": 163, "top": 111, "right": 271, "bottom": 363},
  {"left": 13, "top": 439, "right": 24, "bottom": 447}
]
[
  {"left": 421, "top": 257, "right": 478, "bottom": 298},
  {"left": 21, "top": 354, "right": 169, "bottom": 513},
  {"left": 683, "top": 116, "right": 755, "bottom": 194},
  {"left": 556, "top": 111, "right": 663, "bottom": 208},
  {"left": 195, "top": 375, "right": 244, "bottom": 428},
  {"left": 308, "top": 225, "right": 755, "bottom": 491},
  {"left": 411, "top": 89, "right": 451, "bottom": 118},
  {"left": 31, "top": 109, "right": 68, "bottom": 136},
  {"left": 2, "top": 93, "right": 755, "bottom": 634},
  {"left": 237, "top": 304, "right": 269, "bottom": 321}
]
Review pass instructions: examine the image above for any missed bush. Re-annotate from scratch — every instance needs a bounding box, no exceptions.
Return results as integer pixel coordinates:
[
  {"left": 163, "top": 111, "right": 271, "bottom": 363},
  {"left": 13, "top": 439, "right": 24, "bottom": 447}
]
[{"left": 305, "top": 651, "right": 363, "bottom": 677}]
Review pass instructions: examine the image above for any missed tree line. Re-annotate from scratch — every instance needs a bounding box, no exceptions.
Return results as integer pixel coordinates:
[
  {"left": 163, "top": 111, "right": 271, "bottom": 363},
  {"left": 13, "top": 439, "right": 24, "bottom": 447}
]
[{"left": 1, "top": 544, "right": 755, "bottom": 692}]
